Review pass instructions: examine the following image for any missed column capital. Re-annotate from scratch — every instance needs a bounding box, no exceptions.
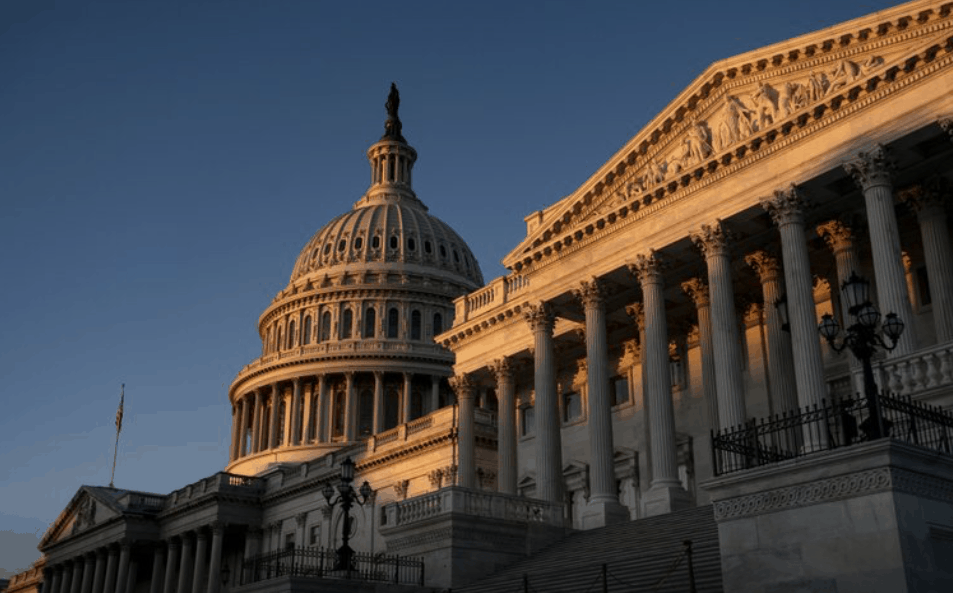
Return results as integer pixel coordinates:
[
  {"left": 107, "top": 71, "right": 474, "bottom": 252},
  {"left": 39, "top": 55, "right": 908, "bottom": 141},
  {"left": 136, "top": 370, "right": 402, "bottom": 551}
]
[
  {"left": 939, "top": 117, "right": 953, "bottom": 141},
  {"left": 572, "top": 277, "right": 605, "bottom": 309},
  {"left": 690, "top": 220, "right": 734, "bottom": 258},
  {"left": 295, "top": 512, "right": 308, "bottom": 527},
  {"left": 449, "top": 374, "right": 476, "bottom": 399},
  {"left": 744, "top": 250, "right": 782, "bottom": 283},
  {"left": 292, "top": 376, "right": 301, "bottom": 387},
  {"left": 490, "top": 358, "right": 515, "bottom": 382},
  {"left": 523, "top": 302, "right": 554, "bottom": 333},
  {"left": 624, "top": 302, "right": 645, "bottom": 326},
  {"left": 899, "top": 177, "right": 949, "bottom": 217},
  {"left": 628, "top": 250, "right": 667, "bottom": 286},
  {"left": 843, "top": 144, "right": 895, "bottom": 191},
  {"left": 680, "top": 277, "right": 710, "bottom": 307},
  {"left": 761, "top": 184, "right": 812, "bottom": 227},
  {"left": 816, "top": 219, "right": 856, "bottom": 254}
]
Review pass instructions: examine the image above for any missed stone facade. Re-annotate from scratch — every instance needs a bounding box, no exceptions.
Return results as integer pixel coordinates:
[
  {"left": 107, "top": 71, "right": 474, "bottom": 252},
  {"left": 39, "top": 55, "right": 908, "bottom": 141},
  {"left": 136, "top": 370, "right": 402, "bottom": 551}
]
[{"left": 13, "top": 1, "right": 953, "bottom": 592}]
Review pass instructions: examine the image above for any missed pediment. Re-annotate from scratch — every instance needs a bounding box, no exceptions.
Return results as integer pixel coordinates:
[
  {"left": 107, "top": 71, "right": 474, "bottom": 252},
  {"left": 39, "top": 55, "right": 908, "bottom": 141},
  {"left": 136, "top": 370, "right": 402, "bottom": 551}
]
[
  {"left": 41, "top": 487, "right": 122, "bottom": 548},
  {"left": 504, "top": 0, "right": 952, "bottom": 269}
]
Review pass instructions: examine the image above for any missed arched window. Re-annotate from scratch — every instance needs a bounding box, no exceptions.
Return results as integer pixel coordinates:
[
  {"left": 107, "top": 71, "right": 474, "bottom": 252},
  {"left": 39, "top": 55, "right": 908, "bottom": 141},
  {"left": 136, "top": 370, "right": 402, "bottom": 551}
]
[
  {"left": 387, "top": 308, "right": 399, "bottom": 339},
  {"left": 364, "top": 308, "right": 376, "bottom": 338},
  {"left": 303, "top": 316, "right": 312, "bottom": 345},
  {"left": 433, "top": 312, "right": 443, "bottom": 336},
  {"left": 341, "top": 309, "right": 353, "bottom": 339},
  {"left": 287, "top": 320, "right": 296, "bottom": 349},
  {"left": 320, "top": 311, "right": 331, "bottom": 342},
  {"left": 411, "top": 310, "right": 421, "bottom": 340},
  {"left": 332, "top": 387, "right": 345, "bottom": 437},
  {"left": 384, "top": 387, "right": 400, "bottom": 430}
]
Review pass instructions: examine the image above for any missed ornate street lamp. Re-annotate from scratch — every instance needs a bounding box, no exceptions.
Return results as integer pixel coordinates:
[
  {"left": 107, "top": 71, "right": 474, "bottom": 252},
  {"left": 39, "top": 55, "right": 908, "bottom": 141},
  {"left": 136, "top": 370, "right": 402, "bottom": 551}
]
[
  {"left": 322, "top": 457, "right": 373, "bottom": 573},
  {"left": 818, "top": 272, "right": 905, "bottom": 439}
]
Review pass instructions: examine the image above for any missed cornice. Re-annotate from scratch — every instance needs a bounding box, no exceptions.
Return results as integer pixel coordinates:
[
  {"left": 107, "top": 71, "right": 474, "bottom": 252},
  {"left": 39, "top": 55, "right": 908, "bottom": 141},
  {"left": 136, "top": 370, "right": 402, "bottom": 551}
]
[
  {"left": 504, "top": 0, "right": 953, "bottom": 272},
  {"left": 440, "top": 300, "right": 532, "bottom": 351}
]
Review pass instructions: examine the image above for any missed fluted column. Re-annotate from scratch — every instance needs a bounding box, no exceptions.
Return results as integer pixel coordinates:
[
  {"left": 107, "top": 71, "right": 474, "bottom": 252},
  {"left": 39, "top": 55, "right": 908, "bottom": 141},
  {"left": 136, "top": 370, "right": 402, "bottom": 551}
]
[
  {"left": 301, "top": 380, "right": 314, "bottom": 443},
  {"left": 49, "top": 566, "right": 63, "bottom": 593},
  {"left": 236, "top": 397, "right": 249, "bottom": 457},
  {"left": 761, "top": 187, "right": 829, "bottom": 412},
  {"left": 492, "top": 358, "right": 518, "bottom": 495},
  {"left": 176, "top": 533, "right": 194, "bottom": 593},
  {"left": 525, "top": 303, "right": 564, "bottom": 504},
  {"left": 161, "top": 540, "right": 178, "bottom": 593},
  {"left": 191, "top": 529, "right": 208, "bottom": 593},
  {"left": 228, "top": 404, "right": 238, "bottom": 462},
  {"left": 573, "top": 279, "right": 628, "bottom": 526},
  {"left": 817, "top": 220, "right": 862, "bottom": 321},
  {"left": 91, "top": 550, "right": 106, "bottom": 593},
  {"left": 630, "top": 253, "right": 691, "bottom": 516},
  {"left": 206, "top": 524, "right": 225, "bottom": 593},
  {"left": 148, "top": 545, "right": 165, "bottom": 593},
  {"left": 102, "top": 547, "right": 118, "bottom": 593},
  {"left": 250, "top": 389, "right": 263, "bottom": 453},
  {"left": 316, "top": 375, "right": 328, "bottom": 442},
  {"left": 372, "top": 371, "right": 384, "bottom": 433},
  {"left": 124, "top": 561, "right": 138, "bottom": 593},
  {"left": 681, "top": 279, "right": 719, "bottom": 429},
  {"left": 268, "top": 383, "right": 281, "bottom": 449},
  {"left": 901, "top": 180, "right": 953, "bottom": 342},
  {"left": 114, "top": 542, "right": 131, "bottom": 593},
  {"left": 402, "top": 373, "right": 413, "bottom": 423},
  {"left": 80, "top": 555, "right": 94, "bottom": 593},
  {"left": 68, "top": 560, "right": 82, "bottom": 593},
  {"left": 450, "top": 374, "right": 477, "bottom": 488},
  {"left": 844, "top": 145, "right": 916, "bottom": 355},
  {"left": 745, "top": 251, "right": 799, "bottom": 413},
  {"left": 344, "top": 372, "right": 356, "bottom": 440},
  {"left": 289, "top": 378, "right": 302, "bottom": 446},
  {"left": 691, "top": 221, "right": 747, "bottom": 429}
]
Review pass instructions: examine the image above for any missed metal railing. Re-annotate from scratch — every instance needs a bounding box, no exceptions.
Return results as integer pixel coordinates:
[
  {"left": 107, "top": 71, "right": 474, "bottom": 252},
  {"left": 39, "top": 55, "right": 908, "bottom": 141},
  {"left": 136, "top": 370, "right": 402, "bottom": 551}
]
[
  {"left": 241, "top": 547, "right": 424, "bottom": 587},
  {"left": 711, "top": 391, "right": 953, "bottom": 476}
]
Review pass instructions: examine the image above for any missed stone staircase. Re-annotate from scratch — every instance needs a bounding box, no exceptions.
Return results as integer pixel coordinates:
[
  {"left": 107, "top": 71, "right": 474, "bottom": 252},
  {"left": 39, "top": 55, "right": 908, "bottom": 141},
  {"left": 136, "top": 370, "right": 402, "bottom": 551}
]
[{"left": 454, "top": 505, "right": 723, "bottom": 593}]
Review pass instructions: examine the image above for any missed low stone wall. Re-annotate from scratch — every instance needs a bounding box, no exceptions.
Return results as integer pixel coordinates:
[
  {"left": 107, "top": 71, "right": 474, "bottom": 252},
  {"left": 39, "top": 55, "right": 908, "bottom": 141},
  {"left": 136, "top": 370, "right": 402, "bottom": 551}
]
[
  {"left": 379, "top": 487, "right": 568, "bottom": 589},
  {"left": 703, "top": 439, "right": 953, "bottom": 593}
]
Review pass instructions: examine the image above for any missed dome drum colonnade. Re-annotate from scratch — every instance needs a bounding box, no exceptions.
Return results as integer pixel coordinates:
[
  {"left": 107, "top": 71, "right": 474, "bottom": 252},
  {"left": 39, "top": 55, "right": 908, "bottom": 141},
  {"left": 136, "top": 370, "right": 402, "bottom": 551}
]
[
  {"left": 440, "top": 9, "right": 953, "bottom": 523},
  {"left": 226, "top": 84, "right": 483, "bottom": 474}
]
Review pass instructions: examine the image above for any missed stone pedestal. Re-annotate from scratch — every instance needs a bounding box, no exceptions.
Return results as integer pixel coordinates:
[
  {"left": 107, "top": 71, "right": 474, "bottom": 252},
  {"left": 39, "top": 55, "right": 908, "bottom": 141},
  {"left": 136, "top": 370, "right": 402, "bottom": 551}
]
[
  {"left": 581, "top": 500, "right": 631, "bottom": 529},
  {"left": 703, "top": 440, "right": 953, "bottom": 593}
]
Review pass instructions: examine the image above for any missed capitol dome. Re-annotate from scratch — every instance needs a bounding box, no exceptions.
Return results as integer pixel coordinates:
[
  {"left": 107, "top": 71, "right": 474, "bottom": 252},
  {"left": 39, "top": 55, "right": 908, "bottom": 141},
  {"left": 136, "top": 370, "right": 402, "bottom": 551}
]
[{"left": 225, "top": 84, "right": 484, "bottom": 475}]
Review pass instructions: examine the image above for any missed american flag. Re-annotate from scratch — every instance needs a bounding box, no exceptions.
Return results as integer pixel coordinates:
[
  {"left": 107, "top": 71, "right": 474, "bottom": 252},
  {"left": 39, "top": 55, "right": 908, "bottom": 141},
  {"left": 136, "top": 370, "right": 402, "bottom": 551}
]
[{"left": 116, "top": 384, "right": 124, "bottom": 433}]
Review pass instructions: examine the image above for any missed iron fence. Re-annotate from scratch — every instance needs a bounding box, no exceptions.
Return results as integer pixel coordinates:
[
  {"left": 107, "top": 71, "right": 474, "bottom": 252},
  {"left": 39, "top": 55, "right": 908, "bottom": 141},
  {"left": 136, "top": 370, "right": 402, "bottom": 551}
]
[
  {"left": 241, "top": 547, "right": 424, "bottom": 586},
  {"left": 711, "top": 391, "right": 953, "bottom": 476}
]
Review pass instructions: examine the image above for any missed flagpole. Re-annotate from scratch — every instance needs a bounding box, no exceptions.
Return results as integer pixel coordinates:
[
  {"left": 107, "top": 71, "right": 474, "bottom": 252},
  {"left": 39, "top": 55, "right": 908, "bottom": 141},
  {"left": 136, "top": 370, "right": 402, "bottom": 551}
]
[{"left": 110, "top": 383, "right": 124, "bottom": 488}]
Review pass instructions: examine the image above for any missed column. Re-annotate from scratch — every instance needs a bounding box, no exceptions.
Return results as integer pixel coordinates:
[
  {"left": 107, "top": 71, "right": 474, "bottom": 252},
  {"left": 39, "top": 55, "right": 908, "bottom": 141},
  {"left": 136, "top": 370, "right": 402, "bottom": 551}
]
[
  {"left": 161, "top": 540, "right": 178, "bottom": 593},
  {"left": 251, "top": 389, "right": 263, "bottom": 454},
  {"left": 290, "top": 378, "right": 302, "bottom": 446},
  {"left": 124, "top": 561, "right": 138, "bottom": 593},
  {"left": 80, "top": 555, "right": 94, "bottom": 593},
  {"left": 102, "top": 547, "right": 118, "bottom": 593},
  {"left": 574, "top": 278, "right": 628, "bottom": 527},
  {"left": 492, "top": 358, "right": 518, "bottom": 495},
  {"left": 402, "top": 372, "right": 413, "bottom": 423},
  {"left": 450, "top": 374, "right": 477, "bottom": 488},
  {"left": 176, "top": 533, "right": 194, "bottom": 593},
  {"left": 243, "top": 528, "right": 262, "bottom": 562},
  {"left": 91, "top": 550, "right": 106, "bottom": 593},
  {"left": 681, "top": 279, "right": 719, "bottom": 429},
  {"left": 762, "top": 188, "right": 828, "bottom": 412},
  {"left": 206, "top": 524, "right": 225, "bottom": 593},
  {"left": 229, "top": 404, "right": 239, "bottom": 462},
  {"left": 268, "top": 383, "right": 281, "bottom": 449},
  {"left": 237, "top": 396, "right": 250, "bottom": 457},
  {"left": 49, "top": 566, "right": 63, "bottom": 593},
  {"left": 901, "top": 180, "right": 953, "bottom": 342},
  {"left": 372, "top": 371, "right": 384, "bottom": 433},
  {"left": 114, "top": 542, "right": 131, "bottom": 593},
  {"left": 844, "top": 145, "right": 917, "bottom": 355},
  {"left": 344, "top": 372, "right": 356, "bottom": 440},
  {"left": 301, "top": 380, "right": 313, "bottom": 443},
  {"left": 524, "top": 303, "right": 564, "bottom": 504},
  {"left": 691, "top": 221, "right": 747, "bottom": 429},
  {"left": 191, "top": 530, "right": 208, "bottom": 593},
  {"left": 316, "top": 375, "right": 328, "bottom": 442},
  {"left": 148, "top": 545, "right": 165, "bottom": 593},
  {"left": 817, "top": 219, "right": 865, "bottom": 391},
  {"left": 431, "top": 376, "right": 440, "bottom": 412},
  {"left": 68, "top": 560, "right": 82, "bottom": 593},
  {"left": 745, "top": 251, "right": 799, "bottom": 413},
  {"left": 631, "top": 252, "right": 691, "bottom": 516}
]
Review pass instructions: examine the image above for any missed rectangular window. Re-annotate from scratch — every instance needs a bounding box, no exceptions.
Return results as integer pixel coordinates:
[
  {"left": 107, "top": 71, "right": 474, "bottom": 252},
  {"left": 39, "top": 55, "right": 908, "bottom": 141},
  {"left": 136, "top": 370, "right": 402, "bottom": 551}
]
[
  {"left": 521, "top": 406, "right": 535, "bottom": 436},
  {"left": 562, "top": 392, "right": 582, "bottom": 423},
  {"left": 284, "top": 532, "right": 295, "bottom": 551},
  {"left": 612, "top": 377, "right": 629, "bottom": 406},
  {"left": 309, "top": 525, "right": 321, "bottom": 546}
]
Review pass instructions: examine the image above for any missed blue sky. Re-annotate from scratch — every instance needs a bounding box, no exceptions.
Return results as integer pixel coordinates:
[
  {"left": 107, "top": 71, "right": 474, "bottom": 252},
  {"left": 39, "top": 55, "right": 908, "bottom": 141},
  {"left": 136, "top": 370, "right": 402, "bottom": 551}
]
[{"left": 0, "top": 0, "right": 903, "bottom": 569}]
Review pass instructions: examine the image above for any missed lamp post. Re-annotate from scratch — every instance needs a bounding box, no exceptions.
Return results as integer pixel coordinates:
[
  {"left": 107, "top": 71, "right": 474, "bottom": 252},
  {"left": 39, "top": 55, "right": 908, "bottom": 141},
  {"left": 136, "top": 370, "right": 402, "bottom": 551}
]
[
  {"left": 817, "top": 272, "right": 905, "bottom": 440},
  {"left": 322, "top": 457, "right": 373, "bottom": 573}
]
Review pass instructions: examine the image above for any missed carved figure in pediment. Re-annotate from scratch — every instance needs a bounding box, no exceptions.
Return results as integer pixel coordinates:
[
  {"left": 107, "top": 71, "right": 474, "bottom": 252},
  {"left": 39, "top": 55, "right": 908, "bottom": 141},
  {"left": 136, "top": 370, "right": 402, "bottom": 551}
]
[
  {"left": 751, "top": 83, "right": 779, "bottom": 130},
  {"left": 646, "top": 158, "right": 666, "bottom": 184},
  {"left": 714, "top": 95, "right": 754, "bottom": 150},
  {"left": 686, "top": 121, "right": 712, "bottom": 164},
  {"left": 71, "top": 497, "right": 96, "bottom": 535}
]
